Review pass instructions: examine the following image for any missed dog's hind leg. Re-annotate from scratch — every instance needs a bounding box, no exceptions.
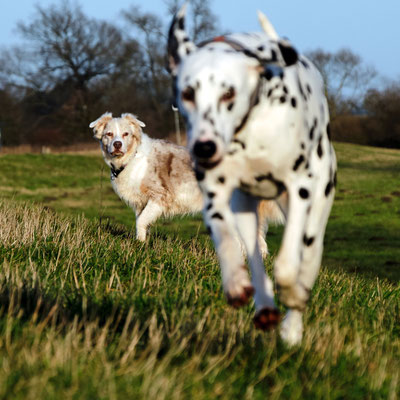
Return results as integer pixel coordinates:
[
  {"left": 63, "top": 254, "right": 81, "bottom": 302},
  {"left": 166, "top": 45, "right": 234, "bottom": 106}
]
[{"left": 135, "top": 201, "right": 163, "bottom": 241}]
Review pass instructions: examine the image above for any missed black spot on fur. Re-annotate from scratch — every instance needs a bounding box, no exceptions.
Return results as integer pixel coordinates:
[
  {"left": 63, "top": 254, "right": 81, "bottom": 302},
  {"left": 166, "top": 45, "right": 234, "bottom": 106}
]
[
  {"left": 299, "top": 188, "right": 309, "bottom": 199},
  {"left": 211, "top": 212, "right": 224, "bottom": 220},
  {"left": 291, "top": 97, "right": 297, "bottom": 108},
  {"left": 317, "top": 136, "right": 323, "bottom": 158},
  {"left": 206, "top": 203, "right": 212, "bottom": 211},
  {"left": 301, "top": 142, "right": 305, "bottom": 150},
  {"left": 325, "top": 181, "right": 335, "bottom": 197},
  {"left": 309, "top": 125, "right": 315, "bottom": 140},
  {"left": 208, "top": 192, "right": 215, "bottom": 199},
  {"left": 298, "top": 79, "right": 307, "bottom": 101},
  {"left": 206, "top": 225, "right": 212, "bottom": 235},
  {"left": 254, "top": 173, "right": 286, "bottom": 197},
  {"left": 267, "top": 88, "right": 273, "bottom": 98},
  {"left": 303, "top": 234, "right": 315, "bottom": 246},
  {"left": 257, "top": 45, "right": 265, "bottom": 51},
  {"left": 203, "top": 107, "right": 215, "bottom": 126},
  {"left": 280, "top": 96, "right": 286, "bottom": 104},
  {"left": 283, "top": 85, "right": 288, "bottom": 94},
  {"left": 217, "top": 176, "right": 225, "bottom": 184},
  {"left": 300, "top": 59, "right": 309, "bottom": 69},
  {"left": 293, "top": 154, "right": 305, "bottom": 171},
  {"left": 195, "top": 169, "right": 205, "bottom": 181},
  {"left": 278, "top": 43, "right": 298, "bottom": 66},
  {"left": 232, "top": 139, "right": 246, "bottom": 149},
  {"left": 327, "top": 123, "right": 331, "bottom": 140},
  {"left": 227, "top": 102, "right": 234, "bottom": 111},
  {"left": 325, "top": 181, "right": 333, "bottom": 197},
  {"left": 270, "top": 49, "right": 277, "bottom": 62},
  {"left": 264, "top": 69, "right": 273, "bottom": 81},
  {"left": 178, "top": 17, "right": 184, "bottom": 30},
  {"left": 309, "top": 118, "right": 318, "bottom": 140},
  {"left": 306, "top": 84, "right": 312, "bottom": 94}
]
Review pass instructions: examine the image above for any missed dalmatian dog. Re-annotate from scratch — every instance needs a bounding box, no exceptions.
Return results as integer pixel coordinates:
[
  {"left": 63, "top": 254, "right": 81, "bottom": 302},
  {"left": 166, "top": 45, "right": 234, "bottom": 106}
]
[{"left": 167, "top": 5, "right": 336, "bottom": 345}]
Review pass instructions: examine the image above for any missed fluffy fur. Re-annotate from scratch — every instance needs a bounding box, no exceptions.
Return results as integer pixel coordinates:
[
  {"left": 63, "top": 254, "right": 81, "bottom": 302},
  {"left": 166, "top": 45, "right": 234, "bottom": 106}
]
[{"left": 90, "top": 112, "right": 283, "bottom": 247}]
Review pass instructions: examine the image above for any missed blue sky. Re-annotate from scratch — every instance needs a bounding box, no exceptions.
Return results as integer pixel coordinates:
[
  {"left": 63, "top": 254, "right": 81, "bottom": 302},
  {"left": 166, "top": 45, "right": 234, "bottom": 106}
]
[{"left": 1, "top": 0, "right": 399, "bottom": 82}]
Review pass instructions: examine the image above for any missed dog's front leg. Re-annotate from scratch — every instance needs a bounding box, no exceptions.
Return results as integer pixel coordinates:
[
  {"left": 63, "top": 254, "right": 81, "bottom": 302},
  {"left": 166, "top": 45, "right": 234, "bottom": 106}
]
[
  {"left": 199, "top": 173, "right": 254, "bottom": 307},
  {"left": 274, "top": 176, "right": 313, "bottom": 309},
  {"left": 135, "top": 201, "right": 163, "bottom": 241},
  {"left": 231, "top": 189, "right": 280, "bottom": 330}
]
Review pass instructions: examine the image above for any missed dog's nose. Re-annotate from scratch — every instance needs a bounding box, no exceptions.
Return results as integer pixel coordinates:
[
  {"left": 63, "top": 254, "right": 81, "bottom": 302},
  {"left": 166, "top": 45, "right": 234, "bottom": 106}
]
[
  {"left": 193, "top": 140, "right": 217, "bottom": 159},
  {"left": 113, "top": 141, "right": 122, "bottom": 150}
]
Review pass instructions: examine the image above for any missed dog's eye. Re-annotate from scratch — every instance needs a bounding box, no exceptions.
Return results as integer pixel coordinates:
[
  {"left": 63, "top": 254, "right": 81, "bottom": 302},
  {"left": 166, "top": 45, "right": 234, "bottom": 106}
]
[
  {"left": 106, "top": 132, "right": 113, "bottom": 137},
  {"left": 122, "top": 132, "right": 129, "bottom": 137},
  {"left": 182, "top": 86, "right": 195, "bottom": 103},
  {"left": 220, "top": 86, "right": 235, "bottom": 102}
]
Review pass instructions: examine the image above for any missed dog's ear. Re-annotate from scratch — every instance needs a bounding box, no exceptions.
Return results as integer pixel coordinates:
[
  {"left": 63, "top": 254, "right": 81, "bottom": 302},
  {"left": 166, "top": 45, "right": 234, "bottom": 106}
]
[
  {"left": 258, "top": 11, "right": 298, "bottom": 67},
  {"left": 167, "top": 3, "right": 197, "bottom": 77},
  {"left": 278, "top": 40, "right": 298, "bottom": 66},
  {"left": 121, "top": 113, "right": 146, "bottom": 129},
  {"left": 89, "top": 112, "right": 113, "bottom": 139}
]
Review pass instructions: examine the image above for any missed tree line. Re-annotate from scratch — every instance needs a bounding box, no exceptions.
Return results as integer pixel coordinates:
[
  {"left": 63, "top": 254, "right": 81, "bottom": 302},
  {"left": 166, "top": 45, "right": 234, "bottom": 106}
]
[{"left": 0, "top": 0, "right": 398, "bottom": 149}]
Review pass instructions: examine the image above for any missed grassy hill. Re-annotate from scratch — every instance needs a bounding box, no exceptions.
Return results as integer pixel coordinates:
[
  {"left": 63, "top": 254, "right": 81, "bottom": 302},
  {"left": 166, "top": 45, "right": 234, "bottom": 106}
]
[{"left": 0, "top": 142, "right": 399, "bottom": 399}]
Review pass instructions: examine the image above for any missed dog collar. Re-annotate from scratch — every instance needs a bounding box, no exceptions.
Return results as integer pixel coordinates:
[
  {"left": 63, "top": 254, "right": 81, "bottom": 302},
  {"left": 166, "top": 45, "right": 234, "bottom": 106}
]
[
  {"left": 198, "top": 35, "right": 278, "bottom": 64},
  {"left": 110, "top": 164, "right": 125, "bottom": 180}
]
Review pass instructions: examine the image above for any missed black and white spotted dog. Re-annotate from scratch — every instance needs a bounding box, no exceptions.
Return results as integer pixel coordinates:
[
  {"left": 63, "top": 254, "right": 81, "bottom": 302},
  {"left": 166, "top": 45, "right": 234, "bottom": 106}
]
[{"left": 167, "top": 5, "right": 337, "bottom": 345}]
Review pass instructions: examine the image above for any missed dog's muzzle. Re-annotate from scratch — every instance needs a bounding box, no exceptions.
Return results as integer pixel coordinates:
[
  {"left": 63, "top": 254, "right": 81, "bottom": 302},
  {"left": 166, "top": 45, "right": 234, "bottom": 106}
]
[
  {"left": 193, "top": 140, "right": 217, "bottom": 159},
  {"left": 111, "top": 141, "right": 124, "bottom": 157},
  {"left": 192, "top": 140, "right": 221, "bottom": 169}
]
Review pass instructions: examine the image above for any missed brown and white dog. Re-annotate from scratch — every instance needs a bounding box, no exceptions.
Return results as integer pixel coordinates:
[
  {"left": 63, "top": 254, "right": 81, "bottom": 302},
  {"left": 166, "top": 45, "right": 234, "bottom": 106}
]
[{"left": 90, "top": 112, "right": 284, "bottom": 252}]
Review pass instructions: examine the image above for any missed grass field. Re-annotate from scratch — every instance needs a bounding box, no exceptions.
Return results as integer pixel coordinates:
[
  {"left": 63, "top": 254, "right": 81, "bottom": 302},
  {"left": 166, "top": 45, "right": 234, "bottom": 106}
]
[{"left": 0, "top": 142, "right": 399, "bottom": 399}]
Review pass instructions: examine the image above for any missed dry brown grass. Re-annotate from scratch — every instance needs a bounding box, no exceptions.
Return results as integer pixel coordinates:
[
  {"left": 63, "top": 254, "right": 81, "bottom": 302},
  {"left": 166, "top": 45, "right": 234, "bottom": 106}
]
[{"left": 0, "top": 199, "right": 399, "bottom": 399}]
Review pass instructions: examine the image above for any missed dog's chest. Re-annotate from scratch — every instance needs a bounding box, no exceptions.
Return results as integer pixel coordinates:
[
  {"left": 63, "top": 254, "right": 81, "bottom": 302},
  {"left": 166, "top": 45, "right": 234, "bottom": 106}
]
[
  {"left": 226, "top": 140, "right": 288, "bottom": 199},
  {"left": 111, "top": 155, "right": 148, "bottom": 204}
]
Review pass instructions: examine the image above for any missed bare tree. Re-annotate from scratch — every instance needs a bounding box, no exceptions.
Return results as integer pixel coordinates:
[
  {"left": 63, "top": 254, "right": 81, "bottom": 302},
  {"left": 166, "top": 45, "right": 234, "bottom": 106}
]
[
  {"left": 363, "top": 80, "right": 400, "bottom": 148},
  {"left": 14, "top": 0, "right": 137, "bottom": 92},
  {"left": 306, "top": 48, "right": 376, "bottom": 118},
  {"left": 0, "top": 0, "right": 141, "bottom": 143},
  {"left": 122, "top": 8, "right": 170, "bottom": 119}
]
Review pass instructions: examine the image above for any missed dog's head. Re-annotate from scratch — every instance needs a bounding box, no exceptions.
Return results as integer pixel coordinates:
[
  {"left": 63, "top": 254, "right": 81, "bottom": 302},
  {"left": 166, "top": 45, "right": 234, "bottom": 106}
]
[
  {"left": 167, "top": 5, "right": 298, "bottom": 169},
  {"left": 90, "top": 112, "right": 146, "bottom": 164}
]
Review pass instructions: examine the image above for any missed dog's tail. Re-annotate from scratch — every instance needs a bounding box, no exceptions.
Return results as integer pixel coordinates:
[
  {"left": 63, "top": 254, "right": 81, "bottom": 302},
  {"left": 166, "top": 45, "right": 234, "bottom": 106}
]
[{"left": 258, "top": 196, "right": 286, "bottom": 226}]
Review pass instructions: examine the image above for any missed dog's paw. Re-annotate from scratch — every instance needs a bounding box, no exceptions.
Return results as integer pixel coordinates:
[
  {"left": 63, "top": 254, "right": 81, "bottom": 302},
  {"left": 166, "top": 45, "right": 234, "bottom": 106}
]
[
  {"left": 224, "top": 266, "right": 254, "bottom": 308},
  {"left": 277, "top": 282, "right": 310, "bottom": 311},
  {"left": 279, "top": 310, "right": 303, "bottom": 346},
  {"left": 253, "top": 307, "right": 280, "bottom": 330},
  {"left": 226, "top": 285, "right": 254, "bottom": 308}
]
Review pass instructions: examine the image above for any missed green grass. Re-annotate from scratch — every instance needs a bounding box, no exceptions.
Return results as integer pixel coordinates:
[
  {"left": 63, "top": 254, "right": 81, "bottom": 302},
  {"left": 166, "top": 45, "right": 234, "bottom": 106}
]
[
  {"left": 1, "top": 143, "right": 399, "bottom": 281},
  {"left": 0, "top": 142, "right": 399, "bottom": 399}
]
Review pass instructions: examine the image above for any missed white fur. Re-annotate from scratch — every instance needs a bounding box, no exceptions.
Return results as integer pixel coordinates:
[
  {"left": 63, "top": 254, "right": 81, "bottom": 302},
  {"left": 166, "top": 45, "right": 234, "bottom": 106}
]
[
  {"left": 90, "top": 113, "right": 283, "bottom": 245},
  {"left": 168, "top": 7, "right": 337, "bottom": 345}
]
